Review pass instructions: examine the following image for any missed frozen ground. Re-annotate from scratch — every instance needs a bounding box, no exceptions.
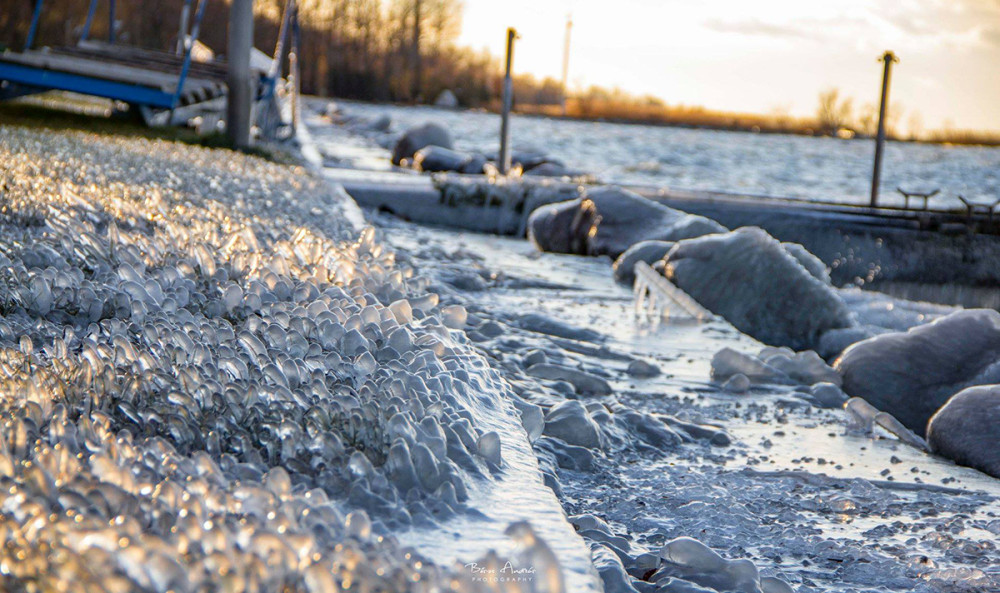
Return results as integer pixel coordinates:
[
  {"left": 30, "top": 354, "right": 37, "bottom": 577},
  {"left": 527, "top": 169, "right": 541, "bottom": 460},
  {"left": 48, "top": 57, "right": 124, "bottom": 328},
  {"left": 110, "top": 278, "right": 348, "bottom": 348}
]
[
  {"left": 315, "top": 98, "right": 1000, "bottom": 207},
  {"left": 372, "top": 212, "right": 1000, "bottom": 592}
]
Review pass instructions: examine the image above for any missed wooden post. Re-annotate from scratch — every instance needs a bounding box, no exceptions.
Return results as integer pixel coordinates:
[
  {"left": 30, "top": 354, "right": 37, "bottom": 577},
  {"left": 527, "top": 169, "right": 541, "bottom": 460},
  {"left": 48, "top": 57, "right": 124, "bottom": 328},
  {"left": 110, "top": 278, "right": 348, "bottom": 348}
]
[
  {"left": 499, "top": 27, "right": 517, "bottom": 175},
  {"left": 870, "top": 51, "right": 898, "bottom": 208},
  {"left": 108, "top": 0, "right": 116, "bottom": 43},
  {"left": 227, "top": 0, "right": 253, "bottom": 149}
]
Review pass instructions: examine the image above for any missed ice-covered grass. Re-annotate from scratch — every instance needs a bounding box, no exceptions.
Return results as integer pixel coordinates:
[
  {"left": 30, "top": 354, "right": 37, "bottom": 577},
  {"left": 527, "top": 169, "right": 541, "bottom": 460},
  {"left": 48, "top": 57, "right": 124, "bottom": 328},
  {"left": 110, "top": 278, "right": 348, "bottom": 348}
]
[{"left": 0, "top": 126, "right": 598, "bottom": 592}]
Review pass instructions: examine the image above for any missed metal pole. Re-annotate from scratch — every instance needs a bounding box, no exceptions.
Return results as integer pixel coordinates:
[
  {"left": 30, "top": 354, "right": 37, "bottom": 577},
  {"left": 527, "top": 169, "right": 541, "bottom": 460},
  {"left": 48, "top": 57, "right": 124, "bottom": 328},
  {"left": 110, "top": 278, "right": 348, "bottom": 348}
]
[
  {"left": 80, "top": 0, "right": 98, "bottom": 43},
  {"left": 499, "top": 27, "right": 517, "bottom": 175},
  {"left": 870, "top": 50, "right": 898, "bottom": 208},
  {"left": 227, "top": 0, "right": 254, "bottom": 149},
  {"left": 289, "top": 5, "right": 300, "bottom": 131},
  {"left": 25, "top": 0, "right": 43, "bottom": 50},
  {"left": 561, "top": 15, "right": 572, "bottom": 117},
  {"left": 108, "top": 0, "right": 116, "bottom": 43},
  {"left": 176, "top": 0, "right": 192, "bottom": 55}
]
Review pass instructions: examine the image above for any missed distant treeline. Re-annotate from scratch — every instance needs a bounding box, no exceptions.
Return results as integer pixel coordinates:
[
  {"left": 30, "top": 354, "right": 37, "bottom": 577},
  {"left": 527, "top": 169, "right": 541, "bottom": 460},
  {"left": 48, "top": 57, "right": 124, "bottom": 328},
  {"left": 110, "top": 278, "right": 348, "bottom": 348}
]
[{"left": 2, "top": 0, "right": 997, "bottom": 146}]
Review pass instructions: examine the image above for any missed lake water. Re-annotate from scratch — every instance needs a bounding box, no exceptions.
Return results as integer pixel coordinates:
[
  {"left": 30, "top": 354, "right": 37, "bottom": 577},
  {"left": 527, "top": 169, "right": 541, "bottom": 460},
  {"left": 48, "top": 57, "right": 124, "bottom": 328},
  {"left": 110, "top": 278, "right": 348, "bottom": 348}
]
[{"left": 332, "top": 100, "right": 1000, "bottom": 208}]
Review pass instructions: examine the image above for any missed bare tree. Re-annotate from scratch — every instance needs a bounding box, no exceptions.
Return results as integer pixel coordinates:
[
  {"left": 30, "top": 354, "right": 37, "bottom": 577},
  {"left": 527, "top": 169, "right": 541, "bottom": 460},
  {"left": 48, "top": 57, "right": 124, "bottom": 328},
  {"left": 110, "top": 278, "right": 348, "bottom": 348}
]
[{"left": 816, "top": 88, "right": 854, "bottom": 135}]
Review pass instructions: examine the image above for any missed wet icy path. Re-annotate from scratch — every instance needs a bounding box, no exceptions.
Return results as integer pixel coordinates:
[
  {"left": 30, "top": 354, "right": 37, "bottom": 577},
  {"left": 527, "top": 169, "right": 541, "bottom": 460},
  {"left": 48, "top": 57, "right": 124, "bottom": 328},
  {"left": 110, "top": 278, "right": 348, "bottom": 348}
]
[{"left": 371, "top": 212, "right": 1000, "bottom": 592}]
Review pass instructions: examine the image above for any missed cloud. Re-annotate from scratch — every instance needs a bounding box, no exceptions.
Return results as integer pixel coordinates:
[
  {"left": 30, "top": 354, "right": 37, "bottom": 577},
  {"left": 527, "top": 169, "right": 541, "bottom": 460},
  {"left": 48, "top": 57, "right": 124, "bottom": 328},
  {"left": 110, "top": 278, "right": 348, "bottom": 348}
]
[{"left": 703, "top": 18, "right": 815, "bottom": 40}]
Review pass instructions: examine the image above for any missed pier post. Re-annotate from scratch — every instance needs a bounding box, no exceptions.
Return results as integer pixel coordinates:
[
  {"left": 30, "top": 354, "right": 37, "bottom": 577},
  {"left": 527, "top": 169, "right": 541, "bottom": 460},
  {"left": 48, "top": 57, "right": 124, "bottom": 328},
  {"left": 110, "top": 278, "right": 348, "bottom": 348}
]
[
  {"left": 227, "top": 0, "right": 254, "bottom": 149},
  {"left": 870, "top": 51, "right": 898, "bottom": 208},
  {"left": 499, "top": 27, "right": 517, "bottom": 175}
]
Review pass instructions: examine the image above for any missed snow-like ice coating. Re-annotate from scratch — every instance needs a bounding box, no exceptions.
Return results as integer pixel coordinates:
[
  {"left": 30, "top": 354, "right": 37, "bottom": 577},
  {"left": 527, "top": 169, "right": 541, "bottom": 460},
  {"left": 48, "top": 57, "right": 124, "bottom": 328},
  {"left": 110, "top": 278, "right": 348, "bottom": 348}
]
[
  {"left": 835, "top": 309, "right": 1000, "bottom": 435},
  {"left": 664, "top": 227, "right": 853, "bottom": 351},
  {"left": 928, "top": 385, "right": 1000, "bottom": 478},
  {"left": 527, "top": 186, "right": 726, "bottom": 258},
  {"left": 0, "top": 127, "right": 599, "bottom": 591},
  {"left": 613, "top": 240, "right": 676, "bottom": 285}
]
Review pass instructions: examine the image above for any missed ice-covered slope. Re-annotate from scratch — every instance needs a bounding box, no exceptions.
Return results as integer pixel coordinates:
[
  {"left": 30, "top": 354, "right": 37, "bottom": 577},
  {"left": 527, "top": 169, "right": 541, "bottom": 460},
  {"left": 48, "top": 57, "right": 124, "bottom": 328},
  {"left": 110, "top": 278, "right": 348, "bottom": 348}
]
[{"left": 0, "top": 126, "right": 599, "bottom": 592}]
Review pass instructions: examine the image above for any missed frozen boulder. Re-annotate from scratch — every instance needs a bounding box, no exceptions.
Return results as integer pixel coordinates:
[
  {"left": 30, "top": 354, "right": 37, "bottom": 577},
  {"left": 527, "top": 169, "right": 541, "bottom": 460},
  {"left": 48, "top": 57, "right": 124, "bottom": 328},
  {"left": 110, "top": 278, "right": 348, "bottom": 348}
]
[
  {"left": 527, "top": 363, "right": 613, "bottom": 396},
  {"left": 412, "top": 146, "right": 471, "bottom": 173},
  {"left": 434, "top": 89, "right": 459, "bottom": 108},
  {"left": 664, "top": 227, "right": 853, "bottom": 351},
  {"left": 527, "top": 186, "right": 726, "bottom": 259},
  {"left": 391, "top": 122, "right": 453, "bottom": 165},
  {"left": 544, "top": 400, "right": 603, "bottom": 448},
  {"left": 613, "top": 240, "right": 675, "bottom": 285},
  {"left": 655, "top": 537, "right": 792, "bottom": 593},
  {"left": 927, "top": 385, "right": 1000, "bottom": 478},
  {"left": 834, "top": 309, "right": 1000, "bottom": 435}
]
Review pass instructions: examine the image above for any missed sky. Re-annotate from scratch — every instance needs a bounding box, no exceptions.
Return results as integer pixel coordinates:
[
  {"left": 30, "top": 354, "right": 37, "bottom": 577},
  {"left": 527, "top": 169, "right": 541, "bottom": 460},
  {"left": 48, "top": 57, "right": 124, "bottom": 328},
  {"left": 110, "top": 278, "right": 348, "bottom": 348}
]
[{"left": 457, "top": 0, "right": 1000, "bottom": 133}]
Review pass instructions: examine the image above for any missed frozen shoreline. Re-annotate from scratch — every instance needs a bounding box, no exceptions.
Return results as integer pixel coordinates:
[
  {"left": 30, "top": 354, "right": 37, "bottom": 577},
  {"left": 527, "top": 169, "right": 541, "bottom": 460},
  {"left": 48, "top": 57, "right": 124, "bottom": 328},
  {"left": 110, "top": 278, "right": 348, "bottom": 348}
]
[
  {"left": 1, "top": 112, "right": 998, "bottom": 593},
  {"left": 303, "top": 101, "right": 1000, "bottom": 591}
]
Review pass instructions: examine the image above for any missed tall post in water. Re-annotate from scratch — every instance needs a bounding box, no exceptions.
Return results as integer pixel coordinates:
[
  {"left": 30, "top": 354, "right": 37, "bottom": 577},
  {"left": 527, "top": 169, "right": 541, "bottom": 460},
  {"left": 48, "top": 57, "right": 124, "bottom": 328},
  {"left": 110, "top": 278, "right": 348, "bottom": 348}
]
[
  {"left": 561, "top": 15, "right": 572, "bottom": 117},
  {"left": 870, "top": 50, "right": 898, "bottom": 208},
  {"left": 499, "top": 27, "right": 517, "bottom": 175},
  {"left": 227, "top": 0, "right": 254, "bottom": 149}
]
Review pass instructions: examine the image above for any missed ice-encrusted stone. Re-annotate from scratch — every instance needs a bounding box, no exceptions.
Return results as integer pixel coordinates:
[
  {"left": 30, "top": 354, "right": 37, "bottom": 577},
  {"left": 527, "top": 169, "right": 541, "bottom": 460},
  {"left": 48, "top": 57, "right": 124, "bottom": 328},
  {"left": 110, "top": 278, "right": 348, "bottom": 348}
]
[
  {"left": 927, "top": 385, "right": 1000, "bottom": 478},
  {"left": 656, "top": 537, "right": 792, "bottom": 593},
  {"left": 627, "top": 359, "right": 661, "bottom": 378},
  {"left": 544, "top": 400, "right": 603, "bottom": 449},
  {"left": 711, "top": 348, "right": 789, "bottom": 384},
  {"left": 835, "top": 309, "right": 1000, "bottom": 434},
  {"left": 527, "top": 363, "right": 613, "bottom": 395},
  {"left": 527, "top": 186, "right": 726, "bottom": 258},
  {"left": 722, "top": 373, "right": 751, "bottom": 394},
  {"left": 664, "top": 228, "right": 853, "bottom": 351}
]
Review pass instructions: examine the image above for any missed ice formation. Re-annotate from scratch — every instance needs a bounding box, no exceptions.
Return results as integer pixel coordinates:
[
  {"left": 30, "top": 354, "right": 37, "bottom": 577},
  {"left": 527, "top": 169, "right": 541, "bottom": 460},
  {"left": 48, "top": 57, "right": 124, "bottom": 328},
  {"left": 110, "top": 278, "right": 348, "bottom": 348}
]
[
  {"left": 612, "top": 240, "right": 676, "bottom": 285},
  {"left": 527, "top": 186, "right": 726, "bottom": 258},
  {"left": 434, "top": 176, "right": 581, "bottom": 236},
  {"left": 927, "top": 385, "right": 1000, "bottom": 478},
  {"left": 664, "top": 227, "right": 853, "bottom": 351},
  {"left": 834, "top": 308, "right": 1000, "bottom": 434},
  {"left": 0, "top": 127, "right": 587, "bottom": 592}
]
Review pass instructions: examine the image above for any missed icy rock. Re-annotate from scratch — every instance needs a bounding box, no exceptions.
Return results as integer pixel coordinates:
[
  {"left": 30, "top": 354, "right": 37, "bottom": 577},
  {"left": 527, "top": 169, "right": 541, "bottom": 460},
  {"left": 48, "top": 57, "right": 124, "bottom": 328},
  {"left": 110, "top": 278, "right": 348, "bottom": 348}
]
[
  {"left": 514, "top": 313, "right": 602, "bottom": 342},
  {"left": 627, "top": 359, "right": 661, "bottom": 378},
  {"left": 809, "top": 382, "right": 848, "bottom": 408},
  {"left": 523, "top": 349, "right": 548, "bottom": 368},
  {"left": 657, "top": 537, "right": 788, "bottom": 593},
  {"left": 927, "top": 385, "right": 1000, "bottom": 478},
  {"left": 612, "top": 240, "right": 676, "bottom": 285},
  {"left": 527, "top": 186, "right": 726, "bottom": 258},
  {"left": 722, "top": 373, "right": 751, "bottom": 393},
  {"left": 391, "top": 121, "right": 453, "bottom": 165},
  {"left": 762, "top": 349, "right": 841, "bottom": 386},
  {"left": 434, "top": 89, "right": 459, "bottom": 108},
  {"left": 413, "top": 146, "right": 473, "bottom": 173},
  {"left": 370, "top": 113, "right": 392, "bottom": 131},
  {"left": 664, "top": 228, "right": 853, "bottom": 351},
  {"left": 835, "top": 309, "right": 1000, "bottom": 434},
  {"left": 527, "top": 363, "right": 613, "bottom": 395},
  {"left": 544, "top": 400, "right": 603, "bottom": 448},
  {"left": 711, "top": 348, "right": 790, "bottom": 385}
]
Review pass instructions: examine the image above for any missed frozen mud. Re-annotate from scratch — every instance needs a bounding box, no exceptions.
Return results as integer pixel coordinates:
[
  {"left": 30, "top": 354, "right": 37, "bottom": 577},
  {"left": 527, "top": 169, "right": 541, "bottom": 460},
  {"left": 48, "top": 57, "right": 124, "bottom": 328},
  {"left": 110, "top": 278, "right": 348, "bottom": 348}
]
[{"left": 0, "top": 126, "right": 598, "bottom": 592}]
